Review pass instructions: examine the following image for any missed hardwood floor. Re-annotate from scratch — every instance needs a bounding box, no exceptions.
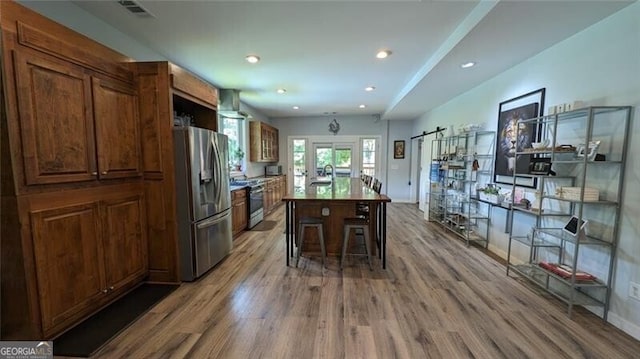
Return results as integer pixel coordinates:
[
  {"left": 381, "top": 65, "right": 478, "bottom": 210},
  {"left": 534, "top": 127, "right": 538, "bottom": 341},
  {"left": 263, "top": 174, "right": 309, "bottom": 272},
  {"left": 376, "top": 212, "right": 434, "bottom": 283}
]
[{"left": 80, "top": 203, "right": 640, "bottom": 358}]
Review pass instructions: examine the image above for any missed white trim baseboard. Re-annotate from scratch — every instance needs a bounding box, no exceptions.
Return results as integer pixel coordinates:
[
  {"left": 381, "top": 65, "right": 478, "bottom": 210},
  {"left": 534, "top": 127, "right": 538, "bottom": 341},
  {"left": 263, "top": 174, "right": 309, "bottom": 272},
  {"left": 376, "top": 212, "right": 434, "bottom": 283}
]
[{"left": 607, "top": 311, "right": 640, "bottom": 341}]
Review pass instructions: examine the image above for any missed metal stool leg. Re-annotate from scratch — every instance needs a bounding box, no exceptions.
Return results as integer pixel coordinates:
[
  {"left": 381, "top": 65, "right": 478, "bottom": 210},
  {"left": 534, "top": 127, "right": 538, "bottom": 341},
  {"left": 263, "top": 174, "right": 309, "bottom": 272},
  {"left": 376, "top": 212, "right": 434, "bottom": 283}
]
[
  {"left": 362, "top": 225, "right": 372, "bottom": 271},
  {"left": 317, "top": 224, "right": 326, "bottom": 268},
  {"left": 341, "top": 226, "right": 351, "bottom": 269},
  {"left": 296, "top": 222, "right": 305, "bottom": 267}
]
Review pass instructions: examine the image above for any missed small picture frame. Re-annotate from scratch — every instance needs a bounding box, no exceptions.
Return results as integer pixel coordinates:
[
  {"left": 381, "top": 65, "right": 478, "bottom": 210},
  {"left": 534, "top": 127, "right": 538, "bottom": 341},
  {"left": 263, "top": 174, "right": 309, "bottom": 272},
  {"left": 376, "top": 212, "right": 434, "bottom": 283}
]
[
  {"left": 528, "top": 157, "right": 552, "bottom": 175},
  {"left": 394, "top": 140, "right": 405, "bottom": 159},
  {"left": 576, "top": 140, "right": 601, "bottom": 161},
  {"left": 563, "top": 215, "right": 588, "bottom": 236}
]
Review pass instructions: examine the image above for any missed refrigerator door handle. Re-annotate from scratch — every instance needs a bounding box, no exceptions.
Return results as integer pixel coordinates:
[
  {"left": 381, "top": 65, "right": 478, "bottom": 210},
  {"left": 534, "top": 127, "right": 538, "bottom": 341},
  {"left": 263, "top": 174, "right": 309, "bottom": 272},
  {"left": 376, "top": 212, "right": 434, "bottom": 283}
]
[
  {"left": 196, "top": 210, "right": 230, "bottom": 230},
  {"left": 211, "top": 136, "right": 221, "bottom": 204}
]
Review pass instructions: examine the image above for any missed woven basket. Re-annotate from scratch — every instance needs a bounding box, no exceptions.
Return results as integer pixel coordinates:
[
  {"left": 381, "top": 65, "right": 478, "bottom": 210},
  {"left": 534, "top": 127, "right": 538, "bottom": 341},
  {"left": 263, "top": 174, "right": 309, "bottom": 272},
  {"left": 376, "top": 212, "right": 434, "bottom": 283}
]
[{"left": 557, "top": 187, "right": 599, "bottom": 201}]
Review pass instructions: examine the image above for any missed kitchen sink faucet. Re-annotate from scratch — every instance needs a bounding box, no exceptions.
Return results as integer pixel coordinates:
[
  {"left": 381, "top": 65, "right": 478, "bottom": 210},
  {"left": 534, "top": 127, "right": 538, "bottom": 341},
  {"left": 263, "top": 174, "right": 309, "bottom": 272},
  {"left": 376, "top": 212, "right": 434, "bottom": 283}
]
[{"left": 322, "top": 164, "right": 334, "bottom": 178}]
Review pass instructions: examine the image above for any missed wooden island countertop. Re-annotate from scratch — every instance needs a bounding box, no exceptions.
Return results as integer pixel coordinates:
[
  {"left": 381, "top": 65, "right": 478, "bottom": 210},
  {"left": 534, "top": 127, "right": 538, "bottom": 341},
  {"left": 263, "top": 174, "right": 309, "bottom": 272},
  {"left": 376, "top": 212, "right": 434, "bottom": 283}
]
[{"left": 282, "top": 177, "right": 391, "bottom": 268}]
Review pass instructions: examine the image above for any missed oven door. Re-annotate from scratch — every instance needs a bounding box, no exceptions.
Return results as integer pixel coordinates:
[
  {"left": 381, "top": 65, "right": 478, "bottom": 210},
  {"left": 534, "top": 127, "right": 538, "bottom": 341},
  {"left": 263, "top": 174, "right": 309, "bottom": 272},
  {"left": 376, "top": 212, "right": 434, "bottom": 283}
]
[{"left": 248, "top": 185, "right": 264, "bottom": 228}]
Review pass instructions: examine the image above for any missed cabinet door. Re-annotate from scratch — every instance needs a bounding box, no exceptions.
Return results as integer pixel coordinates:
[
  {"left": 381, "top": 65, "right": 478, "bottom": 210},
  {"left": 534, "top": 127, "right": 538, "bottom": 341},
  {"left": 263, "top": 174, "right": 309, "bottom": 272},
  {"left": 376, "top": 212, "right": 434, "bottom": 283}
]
[
  {"left": 14, "top": 50, "right": 97, "bottom": 185},
  {"left": 92, "top": 77, "right": 142, "bottom": 179},
  {"left": 30, "top": 202, "right": 105, "bottom": 336},
  {"left": 101, "top": 193, "right": 148, "bottom": 291},
  {"left": 232, "top": 195, "right": 247, "bottom": 236}
]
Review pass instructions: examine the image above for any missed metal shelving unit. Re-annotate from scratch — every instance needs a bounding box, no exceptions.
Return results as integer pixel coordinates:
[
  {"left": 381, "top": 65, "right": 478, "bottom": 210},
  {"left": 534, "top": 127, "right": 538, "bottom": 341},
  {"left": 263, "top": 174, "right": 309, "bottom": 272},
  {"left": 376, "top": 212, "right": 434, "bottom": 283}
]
[
  {"left": 429, "top": 130, "right": 496, "bottom": 246},
  {"left": 506, "top": 106, "right": 631, "bottom": 320}
]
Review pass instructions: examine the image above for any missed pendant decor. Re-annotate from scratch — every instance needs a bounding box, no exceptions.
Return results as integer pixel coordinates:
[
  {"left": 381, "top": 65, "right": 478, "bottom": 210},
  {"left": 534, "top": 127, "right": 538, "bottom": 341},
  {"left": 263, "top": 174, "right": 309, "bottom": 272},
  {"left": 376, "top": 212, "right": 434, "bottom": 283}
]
[{"left": 328, "top": 119, "right": 340, "bottom": 135}]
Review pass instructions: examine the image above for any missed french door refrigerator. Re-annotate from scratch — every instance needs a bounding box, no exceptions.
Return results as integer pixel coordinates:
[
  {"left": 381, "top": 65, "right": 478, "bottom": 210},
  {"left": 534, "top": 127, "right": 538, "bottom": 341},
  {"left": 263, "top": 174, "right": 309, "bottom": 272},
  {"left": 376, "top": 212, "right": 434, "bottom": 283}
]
[{"left": 174, "top": 126, "right": 232, "bottom": 281}]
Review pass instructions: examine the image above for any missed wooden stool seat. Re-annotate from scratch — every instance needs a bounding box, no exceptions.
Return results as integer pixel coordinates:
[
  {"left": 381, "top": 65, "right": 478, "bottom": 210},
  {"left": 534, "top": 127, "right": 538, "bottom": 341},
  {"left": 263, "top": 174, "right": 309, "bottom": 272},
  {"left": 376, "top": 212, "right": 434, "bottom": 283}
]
[{"left": 296, "top": 216, "right": 326, "bottom": 268}]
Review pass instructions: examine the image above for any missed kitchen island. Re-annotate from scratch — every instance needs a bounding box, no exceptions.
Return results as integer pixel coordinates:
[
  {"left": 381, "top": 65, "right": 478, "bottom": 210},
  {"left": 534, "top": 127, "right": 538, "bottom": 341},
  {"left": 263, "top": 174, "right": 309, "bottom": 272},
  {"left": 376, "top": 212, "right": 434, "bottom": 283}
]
[{"left": 282, "top": 177, "right": 391, "bottom": 268}]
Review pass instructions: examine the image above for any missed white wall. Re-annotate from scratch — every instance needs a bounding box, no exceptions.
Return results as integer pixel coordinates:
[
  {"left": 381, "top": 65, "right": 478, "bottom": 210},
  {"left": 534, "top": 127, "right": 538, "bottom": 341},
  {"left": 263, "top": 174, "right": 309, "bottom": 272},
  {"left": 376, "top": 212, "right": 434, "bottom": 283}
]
[
  {"left": 386, "top": 120, "right": 415, "bottom": 202},
  {"left": 414, "top": 2, "right": 640, "bottom": 338}
]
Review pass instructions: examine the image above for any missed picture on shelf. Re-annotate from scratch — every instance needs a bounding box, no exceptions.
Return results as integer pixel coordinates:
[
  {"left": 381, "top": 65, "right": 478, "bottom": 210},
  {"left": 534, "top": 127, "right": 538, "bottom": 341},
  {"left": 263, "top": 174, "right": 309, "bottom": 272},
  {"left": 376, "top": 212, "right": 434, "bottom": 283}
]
[
  {"left": 494, "top": 88, "right": 545, "bottom": 188},
  {"left": 528, "top": 158, "right": 552, "bottom": 175},
  {"left": 576, "top": 140, "right": 601, "bottom": 160},
  {"left": 563, "top": 215, "right": 588, "bottom": 236}
]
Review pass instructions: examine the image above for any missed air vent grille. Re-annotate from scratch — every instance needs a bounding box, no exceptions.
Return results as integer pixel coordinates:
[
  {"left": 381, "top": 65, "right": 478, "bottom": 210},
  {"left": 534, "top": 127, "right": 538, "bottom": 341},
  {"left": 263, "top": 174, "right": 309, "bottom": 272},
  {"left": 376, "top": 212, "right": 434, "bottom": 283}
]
[{"left": 117, "top": 0, "right": 154, "bottom": 18}]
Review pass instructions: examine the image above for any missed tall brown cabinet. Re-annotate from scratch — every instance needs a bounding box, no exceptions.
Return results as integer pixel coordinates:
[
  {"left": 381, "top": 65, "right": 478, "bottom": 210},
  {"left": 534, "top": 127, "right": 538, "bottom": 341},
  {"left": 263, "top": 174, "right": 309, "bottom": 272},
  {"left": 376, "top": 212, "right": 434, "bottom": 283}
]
[
  {"left": 135, "top": 61, "right": 218, "bottom": 283},
  {"left": 0, "top": 2, "right": 218, "bottom": 340}
]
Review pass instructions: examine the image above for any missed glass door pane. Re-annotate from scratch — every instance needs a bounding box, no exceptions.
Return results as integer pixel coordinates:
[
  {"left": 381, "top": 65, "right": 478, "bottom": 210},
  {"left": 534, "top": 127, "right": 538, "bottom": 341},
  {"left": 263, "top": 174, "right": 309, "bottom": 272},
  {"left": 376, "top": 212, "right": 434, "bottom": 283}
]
[
  {"left": 361, "top": 138, "right": 376, "bottom": 177},
  {"left": 314, "top": 143, "right": 333, "bottom": 176},
  {"left": 292, "top": 139, "right": 307, "bottom": 193},
  {"left": 334, "top": 144, "right": 353, "bottom": 177}
]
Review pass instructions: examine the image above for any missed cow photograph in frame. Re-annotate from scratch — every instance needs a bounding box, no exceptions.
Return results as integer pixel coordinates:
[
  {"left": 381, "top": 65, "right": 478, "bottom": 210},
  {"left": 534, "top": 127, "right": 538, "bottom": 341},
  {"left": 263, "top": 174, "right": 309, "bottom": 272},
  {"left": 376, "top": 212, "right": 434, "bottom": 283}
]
[
  {"left": 494, "top": 88, "right": 545, "bottom": 188},
  {"left": 394, "top": 140, "right": 405, "bottom": 159}
]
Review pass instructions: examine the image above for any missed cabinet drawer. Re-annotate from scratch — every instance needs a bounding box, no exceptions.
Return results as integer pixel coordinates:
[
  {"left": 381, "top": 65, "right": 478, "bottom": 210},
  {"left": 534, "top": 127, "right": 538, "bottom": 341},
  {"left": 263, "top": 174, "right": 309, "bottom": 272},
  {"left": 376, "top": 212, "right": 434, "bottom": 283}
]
[{"left": 232, "top": 189, "right": 247, "bottom": 202}]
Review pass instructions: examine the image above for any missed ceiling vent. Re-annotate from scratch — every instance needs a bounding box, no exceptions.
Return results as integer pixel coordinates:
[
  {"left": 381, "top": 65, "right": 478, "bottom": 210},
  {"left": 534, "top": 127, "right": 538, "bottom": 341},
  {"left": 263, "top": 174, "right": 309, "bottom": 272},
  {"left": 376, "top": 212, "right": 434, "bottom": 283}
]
[{"left": 117, "top": 0, "right": 154, "bottom": 18}]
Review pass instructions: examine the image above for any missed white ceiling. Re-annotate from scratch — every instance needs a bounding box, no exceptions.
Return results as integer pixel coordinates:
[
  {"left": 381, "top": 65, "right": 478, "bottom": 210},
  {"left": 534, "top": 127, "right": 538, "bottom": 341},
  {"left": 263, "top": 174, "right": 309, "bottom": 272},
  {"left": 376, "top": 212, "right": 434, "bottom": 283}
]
[{"left": 66, "top": 0, "right": 632, "bottom": 120}]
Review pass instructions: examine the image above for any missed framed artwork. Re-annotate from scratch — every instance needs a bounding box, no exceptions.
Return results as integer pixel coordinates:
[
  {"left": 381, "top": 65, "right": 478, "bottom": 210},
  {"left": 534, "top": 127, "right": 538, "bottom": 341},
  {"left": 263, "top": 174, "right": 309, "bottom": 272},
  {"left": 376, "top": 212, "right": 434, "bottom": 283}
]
[
  {"left": 494, "top": 88, "right": 545, "bottom": 188},
  {"left": 394, "top": 140, "right": 405, "bottom": 159}
]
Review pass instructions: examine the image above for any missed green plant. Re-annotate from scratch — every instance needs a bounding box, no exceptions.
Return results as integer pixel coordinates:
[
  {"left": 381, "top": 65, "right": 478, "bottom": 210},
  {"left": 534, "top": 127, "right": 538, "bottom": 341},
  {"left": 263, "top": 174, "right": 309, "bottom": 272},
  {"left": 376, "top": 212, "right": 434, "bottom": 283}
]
[
  {"left": 480, "top": 184, "right": 501, "bottom": 195},
  {"left": 233, "top": 147, "right": 245, "bottom": 162}
]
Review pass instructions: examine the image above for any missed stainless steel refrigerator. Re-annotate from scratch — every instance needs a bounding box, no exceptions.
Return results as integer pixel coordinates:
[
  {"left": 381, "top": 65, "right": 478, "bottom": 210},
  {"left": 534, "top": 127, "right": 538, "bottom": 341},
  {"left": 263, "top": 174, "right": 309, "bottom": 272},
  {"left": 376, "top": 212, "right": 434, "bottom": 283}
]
[{"left": 173, "top": 126, "right": 232, "bottom": 281}]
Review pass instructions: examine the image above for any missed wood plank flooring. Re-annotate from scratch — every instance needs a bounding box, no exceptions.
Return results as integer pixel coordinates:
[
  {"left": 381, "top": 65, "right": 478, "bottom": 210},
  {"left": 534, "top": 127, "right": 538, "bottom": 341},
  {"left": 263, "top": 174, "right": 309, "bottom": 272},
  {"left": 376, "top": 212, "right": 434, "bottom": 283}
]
[{"left": 76, "top": 203, "right": 640, "bottom": 358}]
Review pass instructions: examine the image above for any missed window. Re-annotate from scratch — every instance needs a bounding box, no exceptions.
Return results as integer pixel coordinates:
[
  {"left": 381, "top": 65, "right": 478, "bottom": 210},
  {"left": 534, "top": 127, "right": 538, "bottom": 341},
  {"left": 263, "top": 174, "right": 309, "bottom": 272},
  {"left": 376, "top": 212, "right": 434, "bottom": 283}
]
[
  {"left": 361, "top": 138, "right": 377, "bottom": 177},
  {"left": 221, "top": 116, "right": 245, "bottom": 171}
]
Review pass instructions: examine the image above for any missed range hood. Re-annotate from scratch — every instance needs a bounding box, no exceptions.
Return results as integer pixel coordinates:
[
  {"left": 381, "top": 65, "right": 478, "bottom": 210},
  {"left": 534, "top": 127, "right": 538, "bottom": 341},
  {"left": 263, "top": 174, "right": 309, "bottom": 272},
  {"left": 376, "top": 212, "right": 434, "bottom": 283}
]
[{"left": 218, "top": 89, "right": 248, "bottom": 119}]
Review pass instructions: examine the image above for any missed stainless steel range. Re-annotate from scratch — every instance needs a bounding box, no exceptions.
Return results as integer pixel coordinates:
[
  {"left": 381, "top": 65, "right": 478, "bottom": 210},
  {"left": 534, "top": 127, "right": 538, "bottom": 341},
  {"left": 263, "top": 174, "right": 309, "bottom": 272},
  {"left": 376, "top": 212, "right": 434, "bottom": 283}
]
[{"left": 231, "top": 179, "right": 264, "bottom": 228}]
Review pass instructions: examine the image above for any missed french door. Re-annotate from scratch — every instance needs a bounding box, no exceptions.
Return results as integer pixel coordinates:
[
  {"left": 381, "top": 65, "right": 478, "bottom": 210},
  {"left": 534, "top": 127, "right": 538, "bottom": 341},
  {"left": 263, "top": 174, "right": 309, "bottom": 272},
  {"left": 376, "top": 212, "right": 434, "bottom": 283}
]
[
  {"left": 288, "top": 136, "right": 380, "bottom": 193},
  {"left": 312, "top": 142, "right": 354, "bottom": 178}
]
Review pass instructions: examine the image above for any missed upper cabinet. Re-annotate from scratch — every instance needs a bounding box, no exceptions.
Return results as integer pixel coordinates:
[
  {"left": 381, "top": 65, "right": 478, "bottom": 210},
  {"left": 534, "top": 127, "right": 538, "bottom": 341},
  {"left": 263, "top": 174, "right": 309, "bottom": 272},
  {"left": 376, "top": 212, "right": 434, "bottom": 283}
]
[
  {"left": 10, "top": 49, "right": 141, "bottom": 187},
  {"left": 249, "top": 121, "right": 279, "bottom": 162},
  {"left": 92, "top": 76, "right": 142, "bottom": 179},
  {"left": 14, "top": 49, "right": 97, "bottom": 185}
]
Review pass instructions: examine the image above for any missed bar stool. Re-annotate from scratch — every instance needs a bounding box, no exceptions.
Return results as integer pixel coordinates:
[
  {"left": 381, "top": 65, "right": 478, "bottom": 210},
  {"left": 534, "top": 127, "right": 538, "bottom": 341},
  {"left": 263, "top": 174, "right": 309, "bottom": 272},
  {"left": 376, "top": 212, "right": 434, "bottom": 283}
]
[
  {"left": 341, "top": 217, "right": 373, "bottom": 270},
  {"left": 296, "top": 216, "right": 326, "bottom": 268}
]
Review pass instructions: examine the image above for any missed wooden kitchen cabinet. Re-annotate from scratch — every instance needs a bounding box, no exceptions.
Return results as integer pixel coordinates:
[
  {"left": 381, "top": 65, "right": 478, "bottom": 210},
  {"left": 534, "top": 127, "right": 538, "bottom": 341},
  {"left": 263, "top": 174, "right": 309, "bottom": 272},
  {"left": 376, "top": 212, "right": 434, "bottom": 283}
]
[
  {"left": 12, "top": 49, "right": 141, "bottom": 186},
  {"left": 13, "top": 49, "right": 96, "bottom": 185},
  {"left": 249, "top": 121, "right": 279, "bottom": 162},
  {"left": 135, "top": 61, "right": 218, "bottom": 282},
  {"left": 92, "top": 76, "right": 142, "bottom": 179},
  {"left": 27, "top": 185, "right": 147, "bottom": 338},
  {"left": 263, "top": 176, "right": 286, "bottom": 216},
  {"left": 1, "top": 2, "right": 148, "bottom": 340},
  {"left": 231, "top": 188, "right": 248, "bottom": 237},
  {"left": 30, "top": 202, "right": 104, "bottom": 336}
]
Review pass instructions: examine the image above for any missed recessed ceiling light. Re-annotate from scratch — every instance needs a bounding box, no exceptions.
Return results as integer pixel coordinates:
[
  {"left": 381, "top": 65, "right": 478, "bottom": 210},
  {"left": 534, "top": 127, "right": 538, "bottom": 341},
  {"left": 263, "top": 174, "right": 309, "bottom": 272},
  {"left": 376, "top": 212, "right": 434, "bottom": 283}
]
[
  {"left": 376, "top": 50, "right": 392, "bottom": 59},
  {"left": 359, "top": 104, "right": 366, "bottom": 109},
  {"left": 276, "top": 88, "right": 286, "bottom": 94},
  {"left": 245, "top": 55, "right": 260, "bottom": 64},
  {"left": 461, "top": 61, "right": 476, "bottom": 68},
  {"left": 365, "top": 86, "right": 375, "bottom": 92},
  {"left": 292, "top": 106, "right": 299, "bottom": 110}
]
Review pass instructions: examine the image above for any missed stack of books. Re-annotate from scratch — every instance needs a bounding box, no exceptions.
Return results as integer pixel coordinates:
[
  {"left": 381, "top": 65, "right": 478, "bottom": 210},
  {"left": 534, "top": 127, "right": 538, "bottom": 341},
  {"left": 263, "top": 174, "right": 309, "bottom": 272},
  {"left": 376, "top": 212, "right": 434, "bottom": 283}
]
[{"left": 538, "top": 261, "right": 596, "bottom": 281}]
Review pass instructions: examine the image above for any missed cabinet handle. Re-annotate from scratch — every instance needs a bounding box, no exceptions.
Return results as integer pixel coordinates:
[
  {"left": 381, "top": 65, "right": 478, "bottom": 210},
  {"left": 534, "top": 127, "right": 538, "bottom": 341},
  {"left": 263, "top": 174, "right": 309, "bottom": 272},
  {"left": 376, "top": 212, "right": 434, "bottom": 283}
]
[
  {"left": 102, "top": 289, "right": 108, "bottom": 293},
  {"left": 101, "top": 171, "right": 108, "bottom": 175},
  {"left": 109, "top": 286, "right": 114, "bottom": 290},
  {"left": 91, "top": 172, "right": 98, "bottom": 176}
]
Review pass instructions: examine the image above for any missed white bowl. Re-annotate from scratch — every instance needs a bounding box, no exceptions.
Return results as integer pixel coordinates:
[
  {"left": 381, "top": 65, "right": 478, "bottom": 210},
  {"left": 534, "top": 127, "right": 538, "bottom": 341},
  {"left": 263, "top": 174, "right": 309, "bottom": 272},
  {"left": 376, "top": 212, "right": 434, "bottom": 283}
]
[{"left": 531, "top": 142, "right": 546, "bottom": 149}]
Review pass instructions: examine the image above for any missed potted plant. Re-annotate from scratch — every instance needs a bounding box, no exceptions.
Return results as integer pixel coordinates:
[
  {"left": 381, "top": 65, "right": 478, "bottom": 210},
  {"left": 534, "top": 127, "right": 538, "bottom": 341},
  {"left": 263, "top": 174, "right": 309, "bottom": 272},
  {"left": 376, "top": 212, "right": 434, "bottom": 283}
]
[
  {"left": 477, "top": 184, "right": 503, "bottom": 204},
  {"left": 231, "top": 147, "right": 244, "bottom": 171}
]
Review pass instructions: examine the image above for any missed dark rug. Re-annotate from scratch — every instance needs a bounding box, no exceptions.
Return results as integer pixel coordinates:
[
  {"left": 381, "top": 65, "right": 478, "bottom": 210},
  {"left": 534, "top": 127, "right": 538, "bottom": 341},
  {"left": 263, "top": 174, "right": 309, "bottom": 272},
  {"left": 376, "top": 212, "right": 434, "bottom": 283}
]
[
  {"left": 53, "top": 283, "right": 178, "bottom": 357},
  {"left": 250, "top": 220, "right": 278, "bottom": 231}
]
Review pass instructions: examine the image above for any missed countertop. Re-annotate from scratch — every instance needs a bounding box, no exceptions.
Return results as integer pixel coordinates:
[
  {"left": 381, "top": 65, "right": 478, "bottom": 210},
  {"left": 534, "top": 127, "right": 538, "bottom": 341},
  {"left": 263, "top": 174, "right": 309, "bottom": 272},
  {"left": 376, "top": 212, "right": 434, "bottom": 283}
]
[
  {"left": 283, "top": 177, "right": 391, "bottom": 202},
  {"left": 230, "top": 185, "right": 248, "bottom": 192}
]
